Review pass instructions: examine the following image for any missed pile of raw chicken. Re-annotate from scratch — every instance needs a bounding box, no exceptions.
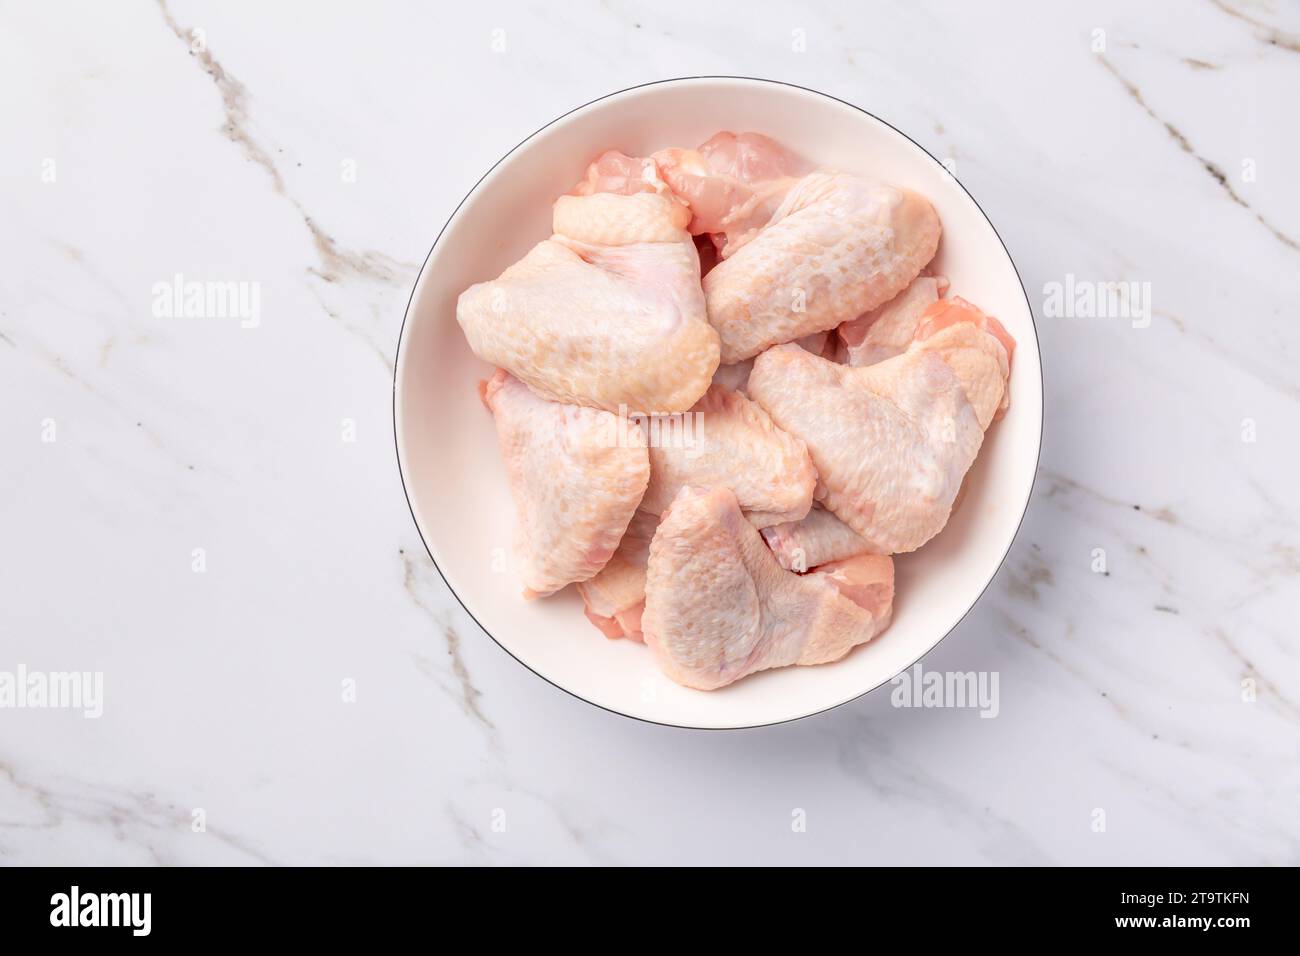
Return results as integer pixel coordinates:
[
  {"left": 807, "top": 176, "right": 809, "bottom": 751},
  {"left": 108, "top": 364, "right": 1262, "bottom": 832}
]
[{"left": 456, "top": 132, "right": 1014, "bottom": 691}]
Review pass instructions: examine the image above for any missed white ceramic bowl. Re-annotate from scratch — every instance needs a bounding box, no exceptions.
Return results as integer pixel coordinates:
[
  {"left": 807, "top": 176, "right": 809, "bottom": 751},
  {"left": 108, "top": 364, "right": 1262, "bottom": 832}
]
[{"left": 395, "top": 77, "right": 1042, "bottom": 729}]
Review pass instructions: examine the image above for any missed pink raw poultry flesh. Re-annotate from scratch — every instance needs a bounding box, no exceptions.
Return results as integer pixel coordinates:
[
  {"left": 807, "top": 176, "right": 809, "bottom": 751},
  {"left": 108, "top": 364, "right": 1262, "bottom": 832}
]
[
  {"left": 639, "top": 383, "right": 817, "bottom": 528},
  {"left": 747, "top": 297, "right": 1014, "bottom": 555},
  {"left": 457, "top": 129, "right": 1014, "bottom": 691},
  {"left": 652, "top": 132, "right": 811, "bottom": 257},
  {"left": 480, "top": 371, "right": 650, "bottom": 599},
  {"left": 457, "top": 189, "right": 719, "bottom": 415},
  {"left": 642, "top": 486, "right": 894, "bottom": 690},
  {"left": 838, "top": 273, "right": 950, "bottom": 367},
  {"left": 577, "top": 509, "right": 659, "bottom": 642}
]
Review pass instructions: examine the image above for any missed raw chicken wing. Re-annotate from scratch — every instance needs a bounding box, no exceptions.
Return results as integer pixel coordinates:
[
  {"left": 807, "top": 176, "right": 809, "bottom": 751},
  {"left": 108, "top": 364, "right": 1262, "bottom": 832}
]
[
  {"left": 571, "top": 150, "right": 673, "bottom": 198},
  {"left": 458, "top": 191, "right": 719, "bottom": 414},
  {"left": 762, "top": 506, "right": 873, "bottom": 572},
  {"left": 913, "top": 297, "right": 1016, "bottom": 425},
  {"left": 838, "top": 273, "right": 949, "bottom": 367},
  {"left": 642, "top": 486, "right": 893, "bottom": 690},
  {"left": 705, "top": 172, "right": 941, "bottom": 363},
  {"left": 481, "top": 370, "right": 650, "bottom": 598},
  {"left": 747, "top": 298, "right": 1013, "bottom": 553}
]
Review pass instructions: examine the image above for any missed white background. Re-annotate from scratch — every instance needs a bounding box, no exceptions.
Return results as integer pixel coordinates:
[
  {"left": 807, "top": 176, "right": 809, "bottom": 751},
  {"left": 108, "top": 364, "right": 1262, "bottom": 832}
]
[{"left": 0, "top": 0, "right": 1296, "bottom": 864}]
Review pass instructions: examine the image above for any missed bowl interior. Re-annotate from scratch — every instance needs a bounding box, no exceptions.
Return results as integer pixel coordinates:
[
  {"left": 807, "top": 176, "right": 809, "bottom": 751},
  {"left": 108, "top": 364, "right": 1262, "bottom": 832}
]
[{"left": 395, "top": 78, "right": 1041, "bottom": 728}]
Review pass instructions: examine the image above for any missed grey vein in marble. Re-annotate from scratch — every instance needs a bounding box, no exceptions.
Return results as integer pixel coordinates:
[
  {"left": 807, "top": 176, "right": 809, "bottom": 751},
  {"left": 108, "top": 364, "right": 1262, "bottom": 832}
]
[
  {"left": 400, "top": 548, "right": 499, "bottom": 743},
  {"left": 156, "top": 1, "right": 417, "bottom": 286},
  {"left": 1211, "top": 0, "right": 1300, "bottom": 54},
  {"left": 1097, "top": 54, "right": 1299, "bottom": 252},
  {"left": 0, "top": 760, "right": 278, "bottom": 866}
]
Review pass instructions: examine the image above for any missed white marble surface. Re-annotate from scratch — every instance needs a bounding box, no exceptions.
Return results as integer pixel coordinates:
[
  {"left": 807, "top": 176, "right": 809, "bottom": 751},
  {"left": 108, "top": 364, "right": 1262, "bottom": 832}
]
[{"left": 1, "top": 0, "right": 1297, "bottom": 865}]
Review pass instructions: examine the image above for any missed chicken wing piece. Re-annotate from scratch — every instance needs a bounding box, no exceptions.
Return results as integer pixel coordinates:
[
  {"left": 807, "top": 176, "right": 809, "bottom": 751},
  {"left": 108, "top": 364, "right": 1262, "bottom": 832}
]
[
  {"left": 747, "top": 298, "right": 1012, "bottom": 553},
  {"left": 481, "top": 371, "right": 650, "bottom": 598},
  {"left": 837, "top": 274, "right": 949, "bottom": 367},
  {"left": 652, "top": 132, "right": 811, "bottom": 258},
  {"left": 913, "top": 297, "right": 1016, "bottom": 426},
  {"left": 458, "top": 191, "right": 720, "bottom": 414},
  {"left": 761, "top": 505, "right": 873, "bottom": 572},
  {"left": 570, "top": 150, "right": 674, "bottom": 198},
  {"left": 576, "top": 509, "right": 659, "bottom": 642},
  {"left": 642, "top": 486, "right": 893, "bottom": 690},
  {"left": 639, "top": 384, "right": 816, "bottom": 528},
  {"left": 704, "top": 172, "right": 942, "bottom": 363}
]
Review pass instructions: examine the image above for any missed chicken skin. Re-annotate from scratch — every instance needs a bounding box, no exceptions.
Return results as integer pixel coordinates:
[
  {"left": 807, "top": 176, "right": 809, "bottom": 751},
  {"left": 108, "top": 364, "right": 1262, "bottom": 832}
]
[
  {"left": 838, "top": 273, "right": 950, "bottom": 367},
  {"left": 639, "top": 384, "right": 816, "bottom": 528},
  {"left": 570, "top": 150, "right": 671, "bottom": 198},
  {"left": 709, "top": 330, "right": 835, "bottom": 396},
  {"left": 652, "top": 132, "right": 811, "bottom": 257},
  {"left": 576, "top": 509, "right": 659, "bottom": 642},
  {"left": 912, "top": 297, "right": 1016, "bottom": 425},
  {"left": 642, "top": 486, "right": 894, "bottom": 690},
  {"left": 458, "top": 191, "right": 720, "bottom": 414},
  {"left": 762, "top": 505, "right": 873, "bottom": 572},
  {"left": 481, "top": 370, "right": 650, "bottom": 598},
  {"left": 705, "top": 171, "right": 941, "bottom": 363},
  {"left": 747, "top": 298, "right": 1013, "bottom": 554}
]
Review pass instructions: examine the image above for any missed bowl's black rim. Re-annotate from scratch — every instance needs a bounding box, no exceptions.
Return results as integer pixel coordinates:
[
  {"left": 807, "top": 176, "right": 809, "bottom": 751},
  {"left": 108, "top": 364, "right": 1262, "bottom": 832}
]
[{"left": 392, "top": 75, "right": 1044, "bottom": 732}]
